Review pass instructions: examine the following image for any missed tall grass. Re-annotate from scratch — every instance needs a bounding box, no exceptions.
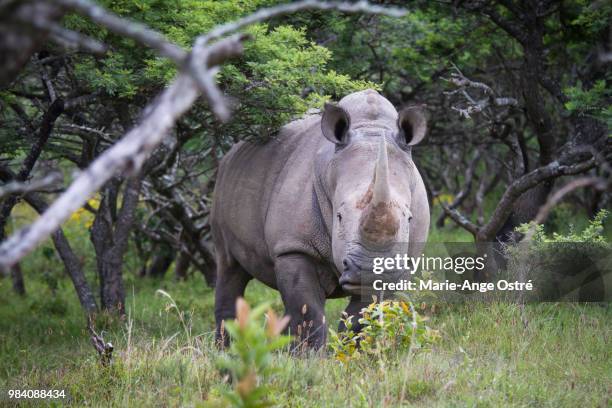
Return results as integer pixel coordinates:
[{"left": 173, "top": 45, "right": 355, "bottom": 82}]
[{"left": 0, "top": 205, "right": 610, "bottom": 406}]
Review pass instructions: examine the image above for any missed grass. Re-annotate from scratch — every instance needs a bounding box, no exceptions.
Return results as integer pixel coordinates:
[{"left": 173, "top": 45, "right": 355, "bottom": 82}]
[
  {"left": 0, "top": 207, "right": 610, "bottom": 407},
  {"left": 1, "top": 274, "right": 610, "bottom": 406}
]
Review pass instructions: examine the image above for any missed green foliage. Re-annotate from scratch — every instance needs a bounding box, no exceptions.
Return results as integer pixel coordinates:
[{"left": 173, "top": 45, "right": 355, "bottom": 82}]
[
  {"left": 214, "top": 298, "right": 291, "bottom": 408},
  {"left": 511, "top": 210, "right": 609, "bottom": 301},
  {"left": 66, "top": 0, "right": 374, "bottom": 141},
  {"left": 569, "top": 1, "right": 612, "bottom": 35},
  {"left": 221, "top": 24, "right": 376, "bottom": 140},
  {"left": 329, "top": 300, "right": 439, "bottom": 363},
  {"left": 517, "top": 209, "right": 608, "bottom": 244},
  {"left": 564, "top": 79, "right": 612, "bottom": 129}
]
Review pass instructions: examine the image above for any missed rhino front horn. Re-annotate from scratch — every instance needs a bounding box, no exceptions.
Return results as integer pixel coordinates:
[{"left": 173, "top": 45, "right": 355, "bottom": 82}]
[
  {"left": 372, "top": 138, "right": 390, "bottom": 205},
  {"left": 358, "top": 139, "right": 399, "bottom": 246}
]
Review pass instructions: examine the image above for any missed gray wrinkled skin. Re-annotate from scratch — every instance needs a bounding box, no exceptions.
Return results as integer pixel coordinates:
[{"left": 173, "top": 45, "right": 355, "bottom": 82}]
[{"left": 211, "top": 89, "right": 430, "bottom": 348}]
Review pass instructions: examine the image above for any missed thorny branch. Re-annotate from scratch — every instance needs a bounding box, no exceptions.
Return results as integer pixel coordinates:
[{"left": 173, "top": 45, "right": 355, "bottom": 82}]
[{"left": 444, "top": 64, "right": 518, "bottom": 119}]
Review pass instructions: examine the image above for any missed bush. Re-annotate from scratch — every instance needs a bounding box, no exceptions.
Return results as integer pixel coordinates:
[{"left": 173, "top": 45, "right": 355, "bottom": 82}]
[
  {"left": 509, "top": 209, "right": 610, "bottom": 301},
  {"left": 329, "top": 299, "right": 439, "bottom": 363}
]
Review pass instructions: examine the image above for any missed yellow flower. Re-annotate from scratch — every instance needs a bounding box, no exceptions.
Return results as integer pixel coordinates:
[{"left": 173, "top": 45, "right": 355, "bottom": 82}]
[{"left": 432, "top": 193, "right": 454, "bottom": 205}]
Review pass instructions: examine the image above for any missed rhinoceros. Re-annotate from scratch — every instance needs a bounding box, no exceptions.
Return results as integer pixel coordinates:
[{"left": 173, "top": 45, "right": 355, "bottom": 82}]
[{"left": 211, "top": 89, "right": 429, "bottom": 347}]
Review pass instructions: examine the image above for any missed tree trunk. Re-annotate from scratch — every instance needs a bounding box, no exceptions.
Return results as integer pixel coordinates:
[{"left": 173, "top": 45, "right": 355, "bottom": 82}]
[
  {"left": 10, "top": 263, "right": 25, "bottom": 295},
  {"left": 147, "top": 245, "right": 175, "bottom": 278},
  {"left": 91, "top": 176, "right": 141, "bottom": 315},
  {"left": 494, "top": 25, "right": 556, "bottom": 242},
  {"left": 98, "top": 255, "right": 126, "bottom": 314},
  {"left": 174, "top": 250, "right": 190, "bottom": 281},
  {"left": 0, "top": 99, "right": 64, "bottom": 294}
]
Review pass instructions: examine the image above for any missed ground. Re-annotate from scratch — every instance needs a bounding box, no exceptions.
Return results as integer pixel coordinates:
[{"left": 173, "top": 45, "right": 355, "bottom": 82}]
[
  {"left": 0, "top": 209, "right": 610, "bottom": 407},
  {"left": 1, "top": 276, "right": 610, "bottom": 407}
]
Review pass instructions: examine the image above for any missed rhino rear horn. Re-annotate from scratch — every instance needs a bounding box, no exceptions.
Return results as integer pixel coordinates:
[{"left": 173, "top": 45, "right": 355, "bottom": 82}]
[{"left": 321, "top": 103, "right": 351, "bottom": 145}]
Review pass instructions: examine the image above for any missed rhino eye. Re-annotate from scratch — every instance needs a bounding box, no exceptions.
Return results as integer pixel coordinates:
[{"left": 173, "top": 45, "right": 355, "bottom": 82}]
[
  {"left": 337, "top": 212, "right": 343, "bottom": 223},
  {"left": 408, "top": 216, "right": 413, "bottom": 222}
]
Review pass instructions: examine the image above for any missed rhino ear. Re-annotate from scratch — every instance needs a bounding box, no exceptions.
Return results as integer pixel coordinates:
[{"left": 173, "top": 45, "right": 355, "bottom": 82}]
[
  {"left": 397, "top": 106, "right": 427, "bottom": 146},
  {"left": 321, "top": 103, "right": 351, "bottom": 145}
]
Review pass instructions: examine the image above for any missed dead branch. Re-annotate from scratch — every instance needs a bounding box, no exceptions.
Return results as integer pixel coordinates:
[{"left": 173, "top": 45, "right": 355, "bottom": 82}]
[
  {"left": 533, "top": 176, "right": 610, "bottom": 226},
  {"left": 54, "top": 0, "right": 186, "bottom": 64},
  {"left": 42, "top": 21, "right": 107, "bottom": 54},
  {"left": 440, "top": 202, "right": 480, "bottom": 236},
  {"left": 88, "top": 320, "right": 113, "bottom": 366},
  {"left": 0, "top": 1, "right": 65, "bottom": 86},
  {"left": 0, "top": 39, "right": 239, "bottom": 269},
  {"left": 0, "top": 172, "right": 63, "bottom": 200},
  {"left": 444, "top": 64, "right": 518, "bottom": 119},
  {"left": 478, "top": 157, "right": 596, "bottom": 241},
  {"left": 440, "top": 155, "right": 598, "bottom": 240},
  {"left": 26, "top": 193, "right": 99, "bottom": 315},
  {"left": 436, "top": 149, "right": 481, "bottom": 227},
  {"left": 58, "top": 0, "right": 405, "bottom": 122}
]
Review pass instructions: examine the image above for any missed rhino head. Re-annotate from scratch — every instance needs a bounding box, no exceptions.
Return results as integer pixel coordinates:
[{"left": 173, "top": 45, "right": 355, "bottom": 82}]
[{"left": 315, "top": 89, "right": 428, "bottom": 294}]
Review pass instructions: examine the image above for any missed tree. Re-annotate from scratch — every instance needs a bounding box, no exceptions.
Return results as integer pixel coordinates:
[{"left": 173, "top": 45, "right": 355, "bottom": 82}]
[
  {"left": 0, "top": 0, "right": 404, "bottom": 316},
  {"left": 298, "top": 0, "right": 610, "bottom": 241}
]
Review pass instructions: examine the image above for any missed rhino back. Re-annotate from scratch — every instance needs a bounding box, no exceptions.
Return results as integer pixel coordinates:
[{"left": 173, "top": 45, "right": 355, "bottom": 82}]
[{"left": 211, "top": 114, "right": 330, "bottom": 282}]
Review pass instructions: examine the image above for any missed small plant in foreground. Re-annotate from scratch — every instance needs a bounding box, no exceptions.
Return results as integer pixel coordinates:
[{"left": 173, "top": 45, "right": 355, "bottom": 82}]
[
  {"left": 213, "top": 298, "right": 291, "bottom": 408},
  {"left": 329, "top": 299, "right": 439, "bottom": 362}
]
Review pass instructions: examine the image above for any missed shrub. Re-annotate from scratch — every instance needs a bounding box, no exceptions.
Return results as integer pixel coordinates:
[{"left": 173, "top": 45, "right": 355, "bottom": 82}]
[
  {"left": 516, "top": 209, "right": 609, "bottom": 245},
  {"left": 509, "top": 209, "right": 610, "bottom": 301},
  {"left": 329, "top": 299, "right": 439, "bottom": 363}
]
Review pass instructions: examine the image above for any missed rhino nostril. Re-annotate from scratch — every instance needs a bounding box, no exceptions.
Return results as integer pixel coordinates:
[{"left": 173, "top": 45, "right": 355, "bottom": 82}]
[{"left": 342, "top": 259, "right": 349, "bottom": 269}]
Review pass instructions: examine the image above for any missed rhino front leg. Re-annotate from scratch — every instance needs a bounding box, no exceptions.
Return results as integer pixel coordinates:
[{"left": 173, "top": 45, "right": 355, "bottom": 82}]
[
  {"left": 214, "top": 261, "right": 251, "bottom": 348},
  {"left": 339, "top": 296, "right": 371, "bottom": 333},
  {"left": 275, "top": 254, "right": 327, "bottom": 350}
]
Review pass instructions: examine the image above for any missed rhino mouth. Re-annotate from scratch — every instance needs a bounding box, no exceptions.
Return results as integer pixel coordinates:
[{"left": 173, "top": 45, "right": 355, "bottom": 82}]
[
  {"left": 340, "top": 283, "right": 366, "bottom": 295},
  {"left": 339, "top": 254, "right": 407, "bottom": 294},
  {"left": 339, "top": 257, "right": 373, "bottom": 293},
  {"left": 339, "top": 275, "right": 363, "bottom": 292}
]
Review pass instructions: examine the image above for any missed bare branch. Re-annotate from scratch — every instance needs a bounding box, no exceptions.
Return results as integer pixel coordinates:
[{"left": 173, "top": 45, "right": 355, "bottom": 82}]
[
  {"left": 189, "top": 0, "right": 406, "bottom": 120},
  {"left": 444, "top": 65, "right": 518, "bottom": 119},
  {"left": 0, "top": 34, "right": 247, "bottom": 268},
  {"left": 440, "top": 202, "right": 479, "bottom": 236},
  {"left": 57, "top": 0, "right": 406, "bottom": 122},
  {"left": 57, "top": 123, "right": 114, "bottom": 144},
  {"left": 54, "top": 0, "right": 187, "bottom": 64},
  {"left": 0, "top": 173, "right": 63, "bottom": 200},
  {"left": 200, "top": 0, "right": 405, "bottom": 43},
  {"left": 436, "top": 150, "right": 481, "bottom": 227},
  {"left": 45, "top": 22, "right": 107, "bottom": 54},
  {"left": 533, "top": 177, "right": 609, "bottom": 226},
  {"left": 477, "top": 158, "right": 596, "bottom": 240},
  {"left": 24, "top": 192, "right": 98, "bottom": 315}
]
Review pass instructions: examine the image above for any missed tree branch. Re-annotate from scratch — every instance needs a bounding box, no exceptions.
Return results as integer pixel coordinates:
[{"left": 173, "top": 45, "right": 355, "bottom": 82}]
[
  {"left": 440, "top": 202, "right": 479, "bottom": 236},
  {"left": 54, "top": 0, "right": 186, "bottom": 64},
  {"left": 477, "top": 158, "right": 596, "bottom": 240},
  {"left": 0, "top": 173, "right": 63, "bottom": 200},
  {"left": 533, "top": 176, "right": 609, "bottom": 226}
]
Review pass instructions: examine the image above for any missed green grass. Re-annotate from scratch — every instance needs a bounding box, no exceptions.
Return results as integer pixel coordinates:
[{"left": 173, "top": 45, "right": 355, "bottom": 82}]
[
  {"left": 0, "top": 208, "right": 610, "bottom": 407},
  {"left": 1, "top": 275, "right": 610, "bottom": 407}
]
